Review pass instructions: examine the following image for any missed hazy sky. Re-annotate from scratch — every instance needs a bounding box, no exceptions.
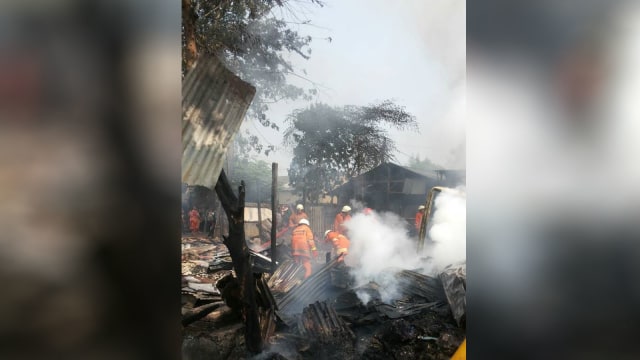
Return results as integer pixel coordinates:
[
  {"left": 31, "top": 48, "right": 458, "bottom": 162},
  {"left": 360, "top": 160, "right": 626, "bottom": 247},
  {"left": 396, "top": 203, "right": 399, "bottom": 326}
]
[{"left": 242, "top": 0, "right": 465, "bottom": 175}]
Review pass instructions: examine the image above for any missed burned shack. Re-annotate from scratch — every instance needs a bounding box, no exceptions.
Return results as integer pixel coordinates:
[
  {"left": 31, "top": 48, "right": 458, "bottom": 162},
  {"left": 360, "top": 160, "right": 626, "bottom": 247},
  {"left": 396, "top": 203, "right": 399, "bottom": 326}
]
[
  {"left": 181, "top": 56, "right": 465, "bottom": 360},
  {"left": 333, "top": 163, "right": 465, "bottom": 221}
]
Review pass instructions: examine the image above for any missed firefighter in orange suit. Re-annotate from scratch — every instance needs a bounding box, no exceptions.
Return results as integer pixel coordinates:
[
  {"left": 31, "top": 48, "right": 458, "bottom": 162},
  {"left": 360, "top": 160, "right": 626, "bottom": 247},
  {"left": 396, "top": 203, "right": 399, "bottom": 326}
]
[
  {"left": 415, "top": 205, "right": 425, "bottom": 232},
  {"left": 324, "top": 230, "right": 350, "bottom": 261},
  {"left": 333, "top": 205, "right": 352, "bottom": 235},
  {"left": 288, "top": 204, "right": 308, "bottom": 228},
  {"left": 189, "top": 206, "right": 201, "bottom": 233},
  {"left": 291, "top": 218, "right": 317, "bottom": 278}
]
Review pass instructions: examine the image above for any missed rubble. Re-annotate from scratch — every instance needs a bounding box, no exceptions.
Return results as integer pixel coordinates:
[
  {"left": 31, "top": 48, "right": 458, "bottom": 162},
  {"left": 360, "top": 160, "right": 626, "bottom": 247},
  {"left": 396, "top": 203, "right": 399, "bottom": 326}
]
[
  {"left": 276, "top": 258, "right": 342, "bottom": 324},
  {"left": 296, "top": 301, "right": 357, "bottom": 360},
  {"left": 298, "top": 301, "right": 355, "bottom": 341},
  {"left": 181, "top": 232, "right": 466, "bottom": 359},
  {"left": 439, "top": 262, "right": 466, "bottom": 327}
]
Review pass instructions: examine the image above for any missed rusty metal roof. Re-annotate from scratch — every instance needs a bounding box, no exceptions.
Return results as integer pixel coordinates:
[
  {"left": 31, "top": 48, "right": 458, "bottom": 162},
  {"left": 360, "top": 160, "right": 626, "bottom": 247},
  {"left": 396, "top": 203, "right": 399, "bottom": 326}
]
[{"left": 182, "top": 55, "right": 256, "bottom": 188}]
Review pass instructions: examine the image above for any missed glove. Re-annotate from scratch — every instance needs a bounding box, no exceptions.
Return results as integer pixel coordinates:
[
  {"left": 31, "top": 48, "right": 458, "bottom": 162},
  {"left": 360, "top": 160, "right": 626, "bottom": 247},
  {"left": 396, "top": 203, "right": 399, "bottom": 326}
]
[{"left": 312, "top": 250, "right": 318, "bottom": 259}]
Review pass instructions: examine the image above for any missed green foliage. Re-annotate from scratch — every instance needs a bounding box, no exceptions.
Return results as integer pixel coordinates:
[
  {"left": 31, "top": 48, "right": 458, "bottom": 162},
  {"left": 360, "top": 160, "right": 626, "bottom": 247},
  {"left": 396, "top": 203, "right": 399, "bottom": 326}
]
[
  {"left": 227, "top": 133, "right": 273, "bottom": 202},
  {"left": 183, "top": 0, "right": 325, "bottom": 154},
  {"left": 284, "top": 101, "right": 417, "bottom": 203}
]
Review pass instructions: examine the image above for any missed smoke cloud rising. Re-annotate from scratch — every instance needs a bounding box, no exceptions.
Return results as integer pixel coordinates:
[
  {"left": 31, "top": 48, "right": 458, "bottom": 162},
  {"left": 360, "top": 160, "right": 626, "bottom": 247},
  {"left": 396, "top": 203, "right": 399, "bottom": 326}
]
[
  {"left": 344, "top": 188, "right": 466, "bottom": 305},
  {"left": 425, "top": 187, "right": 467, "bottom": 270}
]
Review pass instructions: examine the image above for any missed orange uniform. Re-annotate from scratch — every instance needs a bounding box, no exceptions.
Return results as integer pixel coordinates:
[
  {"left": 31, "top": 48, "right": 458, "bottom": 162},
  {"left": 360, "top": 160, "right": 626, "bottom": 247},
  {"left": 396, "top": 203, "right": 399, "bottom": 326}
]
[
  {"left": 288, "top": 211, "right": 308, "bottom": 228},
  {"left": 333, "top": 212, "right": 351, "bottom": 235},
  {"left": 325, "top": 231, "right": 350, "bottom": 260},
  {"left": 415, "top": 211, "right": 424, "bottom": 231},
  {"left": 290, "top": 223, "right": 316, "bottom": 278},
  {"left": 189, "top": 209, "right": 201, "bottom": 233}
]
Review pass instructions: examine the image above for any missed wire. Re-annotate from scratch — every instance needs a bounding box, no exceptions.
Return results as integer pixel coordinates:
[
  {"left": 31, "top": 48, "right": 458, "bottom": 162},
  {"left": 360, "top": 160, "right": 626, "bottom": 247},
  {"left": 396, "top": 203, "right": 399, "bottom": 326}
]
[{"left": 250, "top": 120, "right": 278, "bottom": 150}]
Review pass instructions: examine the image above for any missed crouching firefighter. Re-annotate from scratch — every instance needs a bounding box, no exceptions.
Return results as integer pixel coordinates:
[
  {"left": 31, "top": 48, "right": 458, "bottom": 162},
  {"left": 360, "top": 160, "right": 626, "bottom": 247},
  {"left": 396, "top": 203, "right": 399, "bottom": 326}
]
[
  {"left": 324, "top": 230, "right": 350, "bottom": 262},
  {"left": 291, "top": 218, "right": 317, "bottom": 278}
]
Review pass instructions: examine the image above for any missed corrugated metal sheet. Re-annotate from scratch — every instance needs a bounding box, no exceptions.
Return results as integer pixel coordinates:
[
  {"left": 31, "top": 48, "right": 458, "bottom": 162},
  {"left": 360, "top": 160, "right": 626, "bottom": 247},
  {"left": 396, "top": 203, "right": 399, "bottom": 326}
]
[
  {"left": 306, "top": 206, "right": 324, "bottom": 239},
  {"left": 182, "top": 55, "right": 256, "bottom": 188},
  {"left": 277, "top": 258, "right": 342, "bottom": 324}
]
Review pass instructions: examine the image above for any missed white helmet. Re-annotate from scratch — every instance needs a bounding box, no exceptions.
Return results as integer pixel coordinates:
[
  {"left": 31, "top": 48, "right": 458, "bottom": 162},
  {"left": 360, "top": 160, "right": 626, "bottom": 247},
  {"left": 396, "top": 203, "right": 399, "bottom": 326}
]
[
  {"left": 298, "top": 218, "right": 310, "bottom": 226},
  {"left": 418, "top": 205, "right": 426, "bottom": 210},
  {"left": 296, "top": 204, "right": 304, "bottom": 210},
  {"left": 341, "top": 205, "right": 351, "bottom": 212},
  {"left": 324, "top": 230, "right": 332, "bottom": 237}
]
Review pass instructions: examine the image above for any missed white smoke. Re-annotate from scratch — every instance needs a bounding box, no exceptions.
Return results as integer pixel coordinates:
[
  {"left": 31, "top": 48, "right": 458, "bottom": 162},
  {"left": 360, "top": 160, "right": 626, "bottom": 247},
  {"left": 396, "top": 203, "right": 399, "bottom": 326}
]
[
  {"left": 344, "top": 189, "right": 466, "bottom": 305},
  {"left": 425, "top": 187, "right": 467, "bottom": 271},
  {"left": 345, "top": 211, "right": 420, "bottom": 304}
]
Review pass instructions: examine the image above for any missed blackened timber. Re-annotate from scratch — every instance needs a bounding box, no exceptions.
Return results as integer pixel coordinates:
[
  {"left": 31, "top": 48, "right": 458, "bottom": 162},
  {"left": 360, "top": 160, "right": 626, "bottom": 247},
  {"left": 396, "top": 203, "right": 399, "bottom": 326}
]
[
  {"left": 214, "top": 169, "right": 262, "bottom": 353},
  {"left": 181, "top": 301, "right": 226, "bottom": 327}
]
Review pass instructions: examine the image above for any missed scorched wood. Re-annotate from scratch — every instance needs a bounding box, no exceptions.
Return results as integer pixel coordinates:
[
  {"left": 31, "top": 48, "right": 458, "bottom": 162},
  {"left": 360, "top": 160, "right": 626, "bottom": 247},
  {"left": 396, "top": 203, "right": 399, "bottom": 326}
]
[{"left": 214, "top": 168, "right": 263, "bottom": 353}]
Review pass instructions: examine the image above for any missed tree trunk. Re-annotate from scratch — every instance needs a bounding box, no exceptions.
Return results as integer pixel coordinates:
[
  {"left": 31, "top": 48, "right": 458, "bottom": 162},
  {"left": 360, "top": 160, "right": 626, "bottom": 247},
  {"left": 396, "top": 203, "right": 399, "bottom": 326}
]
[
  {"left": 182, "top": 0, "right": 198, "bottom": 72},
  {"left": 214, "top": 168, "right": 263, "bottom": 353}
]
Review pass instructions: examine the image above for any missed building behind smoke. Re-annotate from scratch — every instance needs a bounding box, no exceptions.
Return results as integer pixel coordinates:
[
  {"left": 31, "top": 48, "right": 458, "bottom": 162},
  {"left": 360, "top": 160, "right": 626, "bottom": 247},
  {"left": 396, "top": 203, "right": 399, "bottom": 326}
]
[{"left": 333, "top": 162, "right": 465, "bottom": 222}]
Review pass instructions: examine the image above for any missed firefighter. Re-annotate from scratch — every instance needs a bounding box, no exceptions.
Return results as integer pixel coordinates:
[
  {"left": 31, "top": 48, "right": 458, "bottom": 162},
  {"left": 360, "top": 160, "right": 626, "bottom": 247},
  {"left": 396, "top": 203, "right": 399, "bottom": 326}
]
[
  {"left": 288, "top": 204, "right": 308, "bottom": 228},
  {"left": 181, "top": 209, "right": 186, "bottom": 233},
  {"left": 415, "top": 205, "right": 426, "bottom": 232},
  {"left": 189, "top": 206, "right": 201, "bottom": 233},
  {"left": 324, "top": 230, "right": 350, "bottom": 261},
  {"left": 291, "top": 218, "right": 317, "bottom": 278},
  {"left": 206, "top": 209, "right": 216, "bottom": 237},
  {"left": 333, "top": 205, "right": 352, "bottom": 235}
]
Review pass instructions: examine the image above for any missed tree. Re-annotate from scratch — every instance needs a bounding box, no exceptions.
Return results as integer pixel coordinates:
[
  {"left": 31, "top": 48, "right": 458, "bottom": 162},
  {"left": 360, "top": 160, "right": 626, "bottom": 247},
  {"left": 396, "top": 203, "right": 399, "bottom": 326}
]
[
  {"left": 182, "top": 0, "right": 325, "bottom": 154},
  {"left": 225, "top": 133, "right": 273, "bottom": 203},
  {"left": 406, "top": 154, "right": 443, "bottom": 173},
  {"left": 284, "top": 101, "right": 418, "bottom": 203}
]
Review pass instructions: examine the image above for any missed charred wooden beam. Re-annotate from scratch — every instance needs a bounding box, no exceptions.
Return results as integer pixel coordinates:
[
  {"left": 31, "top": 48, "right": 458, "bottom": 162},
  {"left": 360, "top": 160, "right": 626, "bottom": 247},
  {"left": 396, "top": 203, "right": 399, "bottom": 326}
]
[
  {"left": 214, "top": 168, "right": 262, "bottom": 353},
  {"left": 182, "top": 301, "right": 226, "bottom": 327}
]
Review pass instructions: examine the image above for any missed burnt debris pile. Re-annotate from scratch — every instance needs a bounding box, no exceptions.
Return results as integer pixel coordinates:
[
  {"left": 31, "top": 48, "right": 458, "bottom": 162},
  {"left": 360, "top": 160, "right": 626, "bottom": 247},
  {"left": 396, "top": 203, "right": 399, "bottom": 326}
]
[{"left": 182, "top": 233, "right": 466, "bottom": 359}]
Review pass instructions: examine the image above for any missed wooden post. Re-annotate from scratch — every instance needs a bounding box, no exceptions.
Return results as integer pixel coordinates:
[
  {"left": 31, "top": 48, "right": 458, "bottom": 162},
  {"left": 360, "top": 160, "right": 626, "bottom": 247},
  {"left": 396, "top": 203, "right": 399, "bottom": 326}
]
[
  {"left": 256, "top": 180, "right": 264, "bottom": 242},
  {"left": 302, "top": 177, "right": 307, "bottom": 210},
  {"left": 271, "top": 163, "right": 278, "bottom": 273},
  {"left": 214, "top": 169, "right": 262, "bottom": 353}
]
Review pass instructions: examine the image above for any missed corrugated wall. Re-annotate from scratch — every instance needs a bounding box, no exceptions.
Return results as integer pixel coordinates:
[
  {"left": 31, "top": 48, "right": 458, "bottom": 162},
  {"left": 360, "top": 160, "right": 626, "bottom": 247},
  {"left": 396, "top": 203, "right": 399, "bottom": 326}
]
[
  {"left": 306, "top": 205, "right": 337, "bottom": 242},
  {"left": 182, "top": 55, "right": 256, "bottom": 188}
]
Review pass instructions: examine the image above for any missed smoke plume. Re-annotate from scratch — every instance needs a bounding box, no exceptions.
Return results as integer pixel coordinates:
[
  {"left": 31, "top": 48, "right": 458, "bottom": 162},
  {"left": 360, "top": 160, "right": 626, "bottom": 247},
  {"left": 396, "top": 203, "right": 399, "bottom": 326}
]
[
  {"left": 345, "top": 188, "right": 466, "bottom": 305},
  {"left": 425, "top": 187, "right": 467, "bottom": 270}
]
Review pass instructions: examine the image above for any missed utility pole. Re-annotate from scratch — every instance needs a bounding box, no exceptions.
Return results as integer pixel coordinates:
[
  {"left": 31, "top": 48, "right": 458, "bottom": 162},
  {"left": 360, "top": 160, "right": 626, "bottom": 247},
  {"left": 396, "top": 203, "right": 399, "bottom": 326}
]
[
  {"left": 271, "top": 162, "right": 278, "bottom": 273},
  {"left": 256, "top": 179, "right": 264, "bottom": 242}
]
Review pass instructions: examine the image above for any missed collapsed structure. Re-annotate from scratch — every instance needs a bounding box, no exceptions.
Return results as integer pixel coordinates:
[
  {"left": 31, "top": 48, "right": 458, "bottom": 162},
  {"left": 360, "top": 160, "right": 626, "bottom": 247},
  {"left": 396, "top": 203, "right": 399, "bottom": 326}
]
[
  {"left": 181, "top": 56, "right": 466, "bottom": 359},
  {"left": 182, "top": 233, "right": 466, "bottom": 359}
]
